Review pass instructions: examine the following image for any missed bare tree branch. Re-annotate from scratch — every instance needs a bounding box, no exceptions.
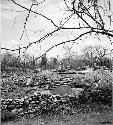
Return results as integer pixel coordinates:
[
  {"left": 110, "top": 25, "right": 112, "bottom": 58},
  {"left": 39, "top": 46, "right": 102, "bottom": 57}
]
[
  {"left": 1, "top": 0, "right": 113, "bottom": 58},
  {"left": 1, "top": 27, "right": 113, "bottom": 53},
  {"left": 19, "top": 3, "right": 33, "bottom": 41},
  {"left": 1, "top": 47, "right": 22, "bottom": 51},
  {"left": 64, "top": 0, "right": 73, "bottom": 11},
  {"left": 31, "top": 0, "right": 46, "bottom": 6},
  {"left": 34, "top": 29, "right": 113, "bottom": 60},
  {"left": 11, "top": 0, "right": 58, "bottom": 27},
  {"left": 82, "top": 4, "right": 105, "bottom": 29},
  {"left": 24, "top": 13, "right": 74, "bottom": 51},
  {"left": 3, "top": 8, "right": 25, "bottom": 13}
]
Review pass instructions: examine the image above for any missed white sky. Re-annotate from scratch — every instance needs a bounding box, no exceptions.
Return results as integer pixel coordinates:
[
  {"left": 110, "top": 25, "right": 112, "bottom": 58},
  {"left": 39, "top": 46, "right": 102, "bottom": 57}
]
[{"left": 1, "top": 0, "right": 113, "bottom": 59}]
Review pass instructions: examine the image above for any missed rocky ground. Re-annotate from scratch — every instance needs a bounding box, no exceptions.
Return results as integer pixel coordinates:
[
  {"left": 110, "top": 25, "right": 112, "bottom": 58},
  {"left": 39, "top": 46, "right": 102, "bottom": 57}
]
[{"left": 1, "top": 69, "right": 113, "bottom": 125}]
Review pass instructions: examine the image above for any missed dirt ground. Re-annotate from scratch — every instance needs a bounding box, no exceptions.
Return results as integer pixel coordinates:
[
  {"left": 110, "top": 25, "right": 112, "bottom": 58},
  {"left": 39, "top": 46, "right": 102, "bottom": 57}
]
[{"left": 1, "top": 108, "right": 112, "bottom": 125}]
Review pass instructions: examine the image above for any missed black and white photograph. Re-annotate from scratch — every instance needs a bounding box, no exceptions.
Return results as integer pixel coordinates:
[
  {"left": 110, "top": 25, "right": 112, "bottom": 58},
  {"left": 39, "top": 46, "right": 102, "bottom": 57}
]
[{"left": 1, "top": 0, "right": 113, "bottom": 125}]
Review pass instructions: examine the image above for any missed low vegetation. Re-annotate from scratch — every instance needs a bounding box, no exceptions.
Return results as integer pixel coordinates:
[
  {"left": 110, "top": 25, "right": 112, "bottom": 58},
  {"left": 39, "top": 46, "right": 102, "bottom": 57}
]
[{"left": 1, "top": 51, "right": 113, "bottom": 125}]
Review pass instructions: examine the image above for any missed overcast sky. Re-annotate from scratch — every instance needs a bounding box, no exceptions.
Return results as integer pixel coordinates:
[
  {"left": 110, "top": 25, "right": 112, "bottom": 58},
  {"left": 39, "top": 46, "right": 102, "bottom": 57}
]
[{"left": 1, "top": 0, "right": 113, "bottom": 59}]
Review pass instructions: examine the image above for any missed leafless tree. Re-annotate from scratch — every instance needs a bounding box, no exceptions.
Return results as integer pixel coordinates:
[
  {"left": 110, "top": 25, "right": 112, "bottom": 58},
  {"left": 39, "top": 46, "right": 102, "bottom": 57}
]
[
  {"left": 1, "top": 0, "right": 113, "bottom": 60},
  {"left": 95, "top": 45, "right": 112, "bottom": 58},
  {"left": 82, "top": 45, "right": 112, "bottom": 67},
  {"left": 82, "top": 45, "right": 95, "bottom": 60},
  {"left": 63, "top": 45, "right": 77, "bottom": 59},
  {"left": 83, "top": 45, "right": 112, "bottom": 58}
]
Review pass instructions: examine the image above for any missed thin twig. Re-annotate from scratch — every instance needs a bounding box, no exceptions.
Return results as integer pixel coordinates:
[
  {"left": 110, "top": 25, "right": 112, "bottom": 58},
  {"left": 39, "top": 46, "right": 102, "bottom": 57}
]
[
  {"left": 3, "top": 8, "right": 25, "bottom": 13},
  {"left": 24, "top": 13, "right": 74, "bottom": 51},
  {"left": 63, "top": 0, "right": 73, "bottom": 11},
  {"left": 11, "top": 0, "right": 58, "bottom": 28},
  {"left": 20, "top": 3, "right": 33, "bottom": 41},
  {"left": 34, "top": 29, "right": 113, "bottom": 60},
  {"left": 1, "top": 28, "right": 113, "bottom": 52}
]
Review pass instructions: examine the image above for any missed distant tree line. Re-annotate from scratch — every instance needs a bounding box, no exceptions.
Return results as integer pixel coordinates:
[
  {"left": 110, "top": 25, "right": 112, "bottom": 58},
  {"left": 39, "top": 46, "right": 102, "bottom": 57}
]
[
  {"left": 59, "top": 45, "right": 113, "bottom": 71},
  {"left": 1, "top": 52, "right": 35, "bottom": 71},
  {"left": 1, "top": 45, "right": 113, "bottom": 72},
  {"left": 1, "top": 52, "right": 58, "bottom": 71}
]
